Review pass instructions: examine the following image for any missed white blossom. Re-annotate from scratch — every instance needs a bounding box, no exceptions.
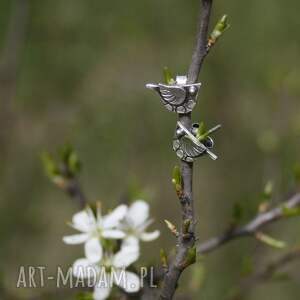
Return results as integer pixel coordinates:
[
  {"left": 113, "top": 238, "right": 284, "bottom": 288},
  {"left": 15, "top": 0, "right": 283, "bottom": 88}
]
[
  {"left": 63, "top": 205, "right": 127, "bottom": 263},
  {"left": 72, "top": 237, "right": 140, "bottom": 300},
  {"left": 120, "top": 200, "right": 160, "bottom": 244}
]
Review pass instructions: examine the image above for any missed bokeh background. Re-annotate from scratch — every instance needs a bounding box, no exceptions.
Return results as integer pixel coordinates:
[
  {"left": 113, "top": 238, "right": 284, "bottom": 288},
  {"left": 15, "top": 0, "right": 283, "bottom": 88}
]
[{"left": 0, "top": 0, "right": 300, "bottom": 299}]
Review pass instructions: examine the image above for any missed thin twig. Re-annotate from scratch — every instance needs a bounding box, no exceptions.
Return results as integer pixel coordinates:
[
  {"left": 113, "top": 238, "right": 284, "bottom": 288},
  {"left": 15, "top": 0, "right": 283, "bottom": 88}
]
[
  {"left": 59, "top": 164, "right": 88, "bottom": 209},
  {"left": 187, "top": 0, "right": 213, "bottom": 84},
  {"left": 230, "top": 246, "right": 300, "bottom": 300},
  {"left": 197, "top": 193, "right": 300, "bottom": 254},
  {"left": 64, "top": 178, "right": 87, "bottom": 209},
  {"left": 159, "top": 1, "right": 213, "bottom": 299}
]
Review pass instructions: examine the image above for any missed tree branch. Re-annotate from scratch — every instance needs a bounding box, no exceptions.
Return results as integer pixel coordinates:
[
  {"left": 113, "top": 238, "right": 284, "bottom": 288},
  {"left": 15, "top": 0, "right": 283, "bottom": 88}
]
[
  {"left": 59, "top": 164, "right": 88, "bottom": 209},
  {"left": 197, "top": 193, "right": 300, "bottom": 254},
  {"left": 159, "top": 1, "right": 213, "bottom": 299},
  {"left": 187, "top": 0, "right": 213, "bottom": 84},
  {"left": 230, "top": 246, "right": 300, "bottom": 300},
  {"left": 64, "top": 177, "right": 87, "bottom": 209}
]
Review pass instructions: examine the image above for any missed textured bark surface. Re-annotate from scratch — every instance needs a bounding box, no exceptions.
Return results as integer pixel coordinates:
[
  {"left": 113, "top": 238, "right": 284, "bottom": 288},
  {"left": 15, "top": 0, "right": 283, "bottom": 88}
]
[{"left": 159, "top": 1, "right": 213, "bottom": 299}]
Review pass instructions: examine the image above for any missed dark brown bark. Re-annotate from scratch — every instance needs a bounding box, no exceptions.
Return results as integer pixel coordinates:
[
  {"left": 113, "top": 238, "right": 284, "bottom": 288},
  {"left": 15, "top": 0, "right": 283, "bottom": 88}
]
[{"left": 159, "top": 1, "right": 213, "bottom": 299}]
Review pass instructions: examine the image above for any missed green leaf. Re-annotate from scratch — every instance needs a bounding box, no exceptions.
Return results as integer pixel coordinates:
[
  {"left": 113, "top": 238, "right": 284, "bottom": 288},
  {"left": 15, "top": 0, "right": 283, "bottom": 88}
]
[
  {"left": 262, "top": 181, "right": 273, "bottom": 200},
  {"left": 68, "top": 151, "right": 81, "bottom": 175},
  {"left": 163, "top": 67, "right": 175, "bottom": 85},
  {"left": 59, "top": 144, "right": 73, "bottom": 164},
  {"left": 282, "top": 205, "right": 300, "bottom": 218},
  {"left": 57, "top": 144, "right": 81, "bottom": 175},
  {"left": 160, "top": 248, "right": 168, "bottom": 268},
  {"left": 198, "top": 122, "right": 206, "bottom": 135},
  {"left": 196, "top": 123, "right": 221, "bottom": 141},
  {"left": 195, "top": 122, "right": 206, "bottom": 140},
  {"left": 172, "top": 165, "right": 182, "bottom": 194},
  {"left": 186, "top": 246, "right": 197, "bottom": 266},
  {"left": 183, "top": 219, "right": 191, "bottom": 234},
  {"left": 164, "top": 219, "right": 179, "bottom": 236},
  {"left": 41, "top": 152, "right": 60, "bottom": 178},
  {"left": 181, "top": 247, "right": 198, "bottom": 269},
  {"left": 209, "top": 15, "right": 230, "bottom": 44},
  {"left": 256, "top": 232, "right": 286, "bottom": 249}
]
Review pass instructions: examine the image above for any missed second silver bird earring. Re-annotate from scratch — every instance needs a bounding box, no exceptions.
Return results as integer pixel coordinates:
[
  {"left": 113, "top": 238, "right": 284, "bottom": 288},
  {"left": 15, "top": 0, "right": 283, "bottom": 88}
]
[{"left": 173, "top": 121, "right": 220, "bottom": 162}]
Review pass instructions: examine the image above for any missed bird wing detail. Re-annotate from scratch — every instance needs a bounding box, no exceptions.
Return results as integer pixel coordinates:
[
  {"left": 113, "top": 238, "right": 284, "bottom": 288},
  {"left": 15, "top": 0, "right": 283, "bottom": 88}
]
[{"left": 158, "top": 84, "right": 186, "bottom": 105}]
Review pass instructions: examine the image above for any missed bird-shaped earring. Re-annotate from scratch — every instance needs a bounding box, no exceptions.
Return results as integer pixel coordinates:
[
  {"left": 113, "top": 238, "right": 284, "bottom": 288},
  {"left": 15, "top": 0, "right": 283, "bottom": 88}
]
[
  {"left": 173, "top": 121, "right": 220, "bottom": 162},
  {"left": 146, "top": 75, "right": 201, "bottom": 114}
]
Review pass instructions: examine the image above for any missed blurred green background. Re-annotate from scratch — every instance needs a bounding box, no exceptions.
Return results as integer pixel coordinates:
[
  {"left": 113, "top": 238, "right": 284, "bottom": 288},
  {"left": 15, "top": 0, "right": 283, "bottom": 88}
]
[{"left": 0, "top": 0, "right": 300, "bottom": 299}]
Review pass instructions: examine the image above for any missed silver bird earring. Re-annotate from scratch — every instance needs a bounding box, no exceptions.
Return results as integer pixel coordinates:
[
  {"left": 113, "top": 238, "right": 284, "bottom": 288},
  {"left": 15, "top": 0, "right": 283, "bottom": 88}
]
[
  {"left": 173, "top": 121, "right": 219, "bottom": 162},
  {"left": 146, "top": 75, "right": 201, "bottom": 114}
]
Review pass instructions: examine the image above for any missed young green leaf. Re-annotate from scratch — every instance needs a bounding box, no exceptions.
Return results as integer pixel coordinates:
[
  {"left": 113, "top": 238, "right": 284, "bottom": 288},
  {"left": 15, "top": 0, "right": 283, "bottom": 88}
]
[
  {"left": 163, "top": 67, "right": 176, "bottom": 85},
  {"left": 172, "top": 166, "right": 182, "bottom": 195},
  {"left": 196, "top": 123, "right": 221, "bottom": 141},
  {"left": 59, "top": 144, "right": 73, "bottom": 164},
  {"left": 195, "top": 122, "right": 206, "bottom": 140},
  {"left": 164, "top": 219, "right": 179, "bottom": 237},
  {"left": 209, "top": 15, "right": 230, "bottom": 46},
  {"left": 185, "top": 246, "right": 197, "bottom": 267},
  {"left": 282, "top": 205, "right": 300, "bottom": 218},
  {"left": 41, "top": 152, "right": 60, "bottom": 178},
  {"left": 255, "top": 232, "right": 286, "bottom": 249},
  {"left": 263, "top": 181, "right": 273, "bottom": 200},
  {"left": 183, "top": 219, "right": 191, "bottom": 234},
  {"left": 160, "top": 248, "right": 168, "bottom": 269},
  {"left": 198, "top": 122, "right": 206, "bottom": 135},
  {"left": 68, "top": 151, "right": 81, "bottom": 175}
]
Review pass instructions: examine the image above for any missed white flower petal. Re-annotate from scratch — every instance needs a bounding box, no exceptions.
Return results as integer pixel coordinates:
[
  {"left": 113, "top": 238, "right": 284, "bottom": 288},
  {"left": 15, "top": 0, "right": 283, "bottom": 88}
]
[
  {"left": 102, "top": 205, "right": 128, "bottom": 229},
  {"left": 123, "top": 236, "right": 139, "bottom": 248},
  {"left": 93, "top": 281, "right": 112, "bottom": 300},
  {"left": 85, "top": 237, "right": 103, "bottom": 263},
  {"left": 126, "top": 200, "right": 149, "bottom": 228},
  {"left": 114, "top": 270, "right": 140, "bottom": 293},
  {"left": 62, "top": 233, "right": 89, "bottom": 244},
  {"left": 86, "top": 206, "right": 97, "bottom": 221},
  {"left": 102, "top": 229, "right": 126, "bottom": 239},
  {"left": 140, "top": 230, "right": 160, "bottom": 242},
  {"left": 113, "top": 238, "right": 140, "bottom": 268},
  {"left": 72, "top": 209, "right": 96, "bottom": 232},
  {"left": 72, "top": 258, "right": 97, "bottom": 279},
  {"left": 138, "top": 218, "right": 153, "bottom": 232}
]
